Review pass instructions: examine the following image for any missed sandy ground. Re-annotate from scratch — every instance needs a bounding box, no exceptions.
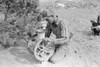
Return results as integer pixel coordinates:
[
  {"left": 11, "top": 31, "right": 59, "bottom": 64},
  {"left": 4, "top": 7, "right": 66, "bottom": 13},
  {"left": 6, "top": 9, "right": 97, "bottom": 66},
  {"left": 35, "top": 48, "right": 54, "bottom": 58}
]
[{"left": 1, "top": 0, "right": 100, "bottom": 67}]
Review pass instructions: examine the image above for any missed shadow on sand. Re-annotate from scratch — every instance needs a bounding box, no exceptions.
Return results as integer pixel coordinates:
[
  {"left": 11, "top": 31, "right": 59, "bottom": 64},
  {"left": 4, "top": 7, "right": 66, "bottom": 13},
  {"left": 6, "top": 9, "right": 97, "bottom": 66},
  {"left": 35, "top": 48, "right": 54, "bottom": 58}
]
[{"left": 9, "top": 47, "right": 40, "bottom": 64}]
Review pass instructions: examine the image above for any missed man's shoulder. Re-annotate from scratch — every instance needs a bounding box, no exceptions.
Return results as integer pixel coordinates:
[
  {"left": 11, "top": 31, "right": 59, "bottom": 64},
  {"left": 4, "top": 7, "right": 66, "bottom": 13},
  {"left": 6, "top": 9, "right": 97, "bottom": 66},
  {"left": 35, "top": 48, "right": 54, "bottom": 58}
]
[{"left": 59, "top": 18, "right": 68, "bottom": 27}]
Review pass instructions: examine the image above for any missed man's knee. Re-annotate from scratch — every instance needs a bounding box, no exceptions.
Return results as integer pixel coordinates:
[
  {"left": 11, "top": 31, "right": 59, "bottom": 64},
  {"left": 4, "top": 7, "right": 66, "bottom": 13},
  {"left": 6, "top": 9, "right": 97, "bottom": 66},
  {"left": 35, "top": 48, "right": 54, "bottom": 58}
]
[{"left": 50, "top": 47, "right": 66, "bottom": 62}]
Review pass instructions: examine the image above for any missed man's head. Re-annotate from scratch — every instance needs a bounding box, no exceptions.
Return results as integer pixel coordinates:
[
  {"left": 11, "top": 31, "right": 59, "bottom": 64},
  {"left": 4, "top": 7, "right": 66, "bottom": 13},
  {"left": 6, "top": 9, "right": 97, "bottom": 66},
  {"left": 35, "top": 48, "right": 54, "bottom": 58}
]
[
  {"left": 45, "top": 15, "right": 58, "bottom": 24},
  {"left": 40, "top": 9, "right": 59, "bottom": 24},
  {"left": 45, "top": 15, "right": 54, "bottom": 23}
]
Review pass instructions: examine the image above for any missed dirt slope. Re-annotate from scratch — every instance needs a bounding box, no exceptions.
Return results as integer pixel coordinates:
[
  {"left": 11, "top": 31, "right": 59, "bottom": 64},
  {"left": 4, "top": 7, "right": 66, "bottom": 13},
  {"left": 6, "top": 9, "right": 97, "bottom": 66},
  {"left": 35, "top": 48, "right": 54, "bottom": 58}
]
[{"left": 0, "top": 0, "right": 100, "bottom": 67}]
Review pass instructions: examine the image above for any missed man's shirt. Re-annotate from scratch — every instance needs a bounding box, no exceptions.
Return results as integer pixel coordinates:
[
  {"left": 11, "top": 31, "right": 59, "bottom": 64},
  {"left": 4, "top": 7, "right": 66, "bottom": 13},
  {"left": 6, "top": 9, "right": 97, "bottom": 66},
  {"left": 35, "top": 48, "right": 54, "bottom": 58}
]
[{"left": 45, "top": 18, "right": 70, "bottom": 39}]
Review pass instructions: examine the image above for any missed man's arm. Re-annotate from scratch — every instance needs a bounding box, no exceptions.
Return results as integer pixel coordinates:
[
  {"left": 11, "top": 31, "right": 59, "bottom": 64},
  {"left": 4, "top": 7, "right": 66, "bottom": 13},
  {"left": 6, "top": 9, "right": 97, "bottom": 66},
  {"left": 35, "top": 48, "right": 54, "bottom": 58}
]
[
  {"left": 52, "top": 32, "right": 73, "bottom": 45},
  {"left": 45, "top": 23, "right": 52, "bottom": 37},
  {"left": 53, "top": 19, "right": 73, "bottom": 45}
]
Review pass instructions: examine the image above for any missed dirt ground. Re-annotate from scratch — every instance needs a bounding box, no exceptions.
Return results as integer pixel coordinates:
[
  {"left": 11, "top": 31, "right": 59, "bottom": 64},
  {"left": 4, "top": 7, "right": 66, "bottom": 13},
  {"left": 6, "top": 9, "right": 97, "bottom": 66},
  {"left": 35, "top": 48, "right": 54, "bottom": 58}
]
[{"left": 1, "top": 0, "right": 100, "bottom": 67}]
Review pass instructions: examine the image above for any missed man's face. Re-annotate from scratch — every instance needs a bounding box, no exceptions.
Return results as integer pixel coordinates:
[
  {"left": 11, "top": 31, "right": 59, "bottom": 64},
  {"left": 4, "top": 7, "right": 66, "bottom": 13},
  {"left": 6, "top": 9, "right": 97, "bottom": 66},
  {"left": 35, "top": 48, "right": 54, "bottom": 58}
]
[{"left": 47, "top": 16, "right": 55, "bottom": 23}]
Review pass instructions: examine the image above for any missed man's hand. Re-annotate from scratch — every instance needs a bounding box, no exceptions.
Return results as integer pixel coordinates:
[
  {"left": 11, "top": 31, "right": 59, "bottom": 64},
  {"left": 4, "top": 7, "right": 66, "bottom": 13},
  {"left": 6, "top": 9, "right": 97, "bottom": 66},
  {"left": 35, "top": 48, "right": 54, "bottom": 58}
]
[
  {"left": 43, "top": 37, "right": 55, "bottom": 47},
  {"left": 43, "top": 37, "right": 55, "bottom": 45},
  {"left": 43, "top": 37, "right": 52, "bottom": 42}
]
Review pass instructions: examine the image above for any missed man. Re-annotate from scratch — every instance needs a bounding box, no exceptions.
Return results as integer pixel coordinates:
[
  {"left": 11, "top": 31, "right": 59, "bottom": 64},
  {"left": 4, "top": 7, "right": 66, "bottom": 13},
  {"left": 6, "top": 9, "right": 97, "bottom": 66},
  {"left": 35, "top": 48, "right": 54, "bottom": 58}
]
[
  {"left": 90, "top": 14, "right": 100, "bottom": 35},
  {"left": 91, "top": 15, "right": 100, "bottom": 27},
  {"left": 44, "top": 14, "right": 73, "bottom": 63}
]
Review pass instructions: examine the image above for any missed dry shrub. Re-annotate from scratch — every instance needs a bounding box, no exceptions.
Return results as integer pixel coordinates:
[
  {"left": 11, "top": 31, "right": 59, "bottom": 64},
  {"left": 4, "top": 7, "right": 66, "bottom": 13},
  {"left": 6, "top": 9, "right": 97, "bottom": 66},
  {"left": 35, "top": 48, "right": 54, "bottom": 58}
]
[{"left": 0, "top": 0, "right": 43, "bottom": 47}]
